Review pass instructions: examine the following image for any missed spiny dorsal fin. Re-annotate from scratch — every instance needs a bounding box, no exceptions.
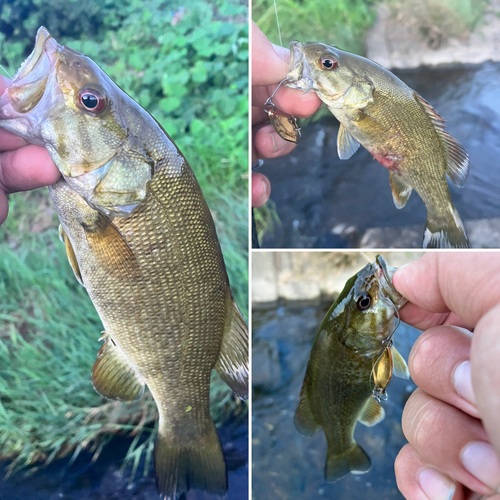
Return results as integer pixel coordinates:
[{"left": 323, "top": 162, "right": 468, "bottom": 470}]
[
  {"left": 59, "top": 224, "right": 84, "bottom": 286},
  {"left": 337, "top": 124, "right": 360, "bottom": 160},
  {"left": 92, "top": 335, "right": 144, "bottom": 401},
  {"left": 215, "top": 300, "right": 248, "bottom": 400},
  {"left": 392, "top": 346, "right": 410, "bottom": 379},
  {"left": 389, "top": 172, "right": 413, "bottom": 209},
  {"left": 358, "top": 398, "right": 385, "bottom": 427},
  {"left": 413, "top": 91, "right": 469, "bottom": 187},
  {"left": 294, "top": 374, "right": 319, "bottom": 437}
]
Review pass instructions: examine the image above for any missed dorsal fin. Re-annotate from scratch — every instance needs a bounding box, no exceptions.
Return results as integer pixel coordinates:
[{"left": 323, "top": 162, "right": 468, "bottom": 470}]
[{"left": 413, "top": 91, "right": 469, "bottom": 187}]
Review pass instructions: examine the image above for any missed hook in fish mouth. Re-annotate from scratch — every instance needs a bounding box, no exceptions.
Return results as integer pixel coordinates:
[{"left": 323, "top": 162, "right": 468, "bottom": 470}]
[{"left": 301, "top": 76, "right": 313, "bottom": 95}]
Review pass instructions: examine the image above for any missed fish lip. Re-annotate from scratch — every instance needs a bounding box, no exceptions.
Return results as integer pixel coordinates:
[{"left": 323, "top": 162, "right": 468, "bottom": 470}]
[
  {"left": 286, "top": 41, "right": 312, "bottom": 92},
  {"left": 376, "top": 255, "right": 407, "bottom": 310}
]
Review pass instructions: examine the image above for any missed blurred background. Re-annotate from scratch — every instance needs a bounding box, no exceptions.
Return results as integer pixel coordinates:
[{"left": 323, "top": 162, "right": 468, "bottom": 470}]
[
  {"left": 0, "top": 1, "right": 248, "bottom": 498},
  {"left": 252, "top": 251, "right": 422, "bottom": 500},
  {"left": 253, "top": 0, "right": 500, "bottom": 248}
]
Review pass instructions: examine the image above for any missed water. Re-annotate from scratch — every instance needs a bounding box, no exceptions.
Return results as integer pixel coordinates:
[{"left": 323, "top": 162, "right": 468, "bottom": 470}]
[
  {"left": 252, "top": 307, "right": 421, "bottom": 500},
  {"left": 258, "top": 62, "right": 500, "bottom": 248},
  {"left": 0, "top": 417, "right": 248, "bottom": 500}
]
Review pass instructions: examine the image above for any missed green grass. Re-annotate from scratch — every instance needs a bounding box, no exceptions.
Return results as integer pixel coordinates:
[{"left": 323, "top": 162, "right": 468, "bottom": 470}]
[
  {"left": 0, "top": 0, "right": 248, "bottom": 477},
  {"left": 253, "top": 0, "right": 379, "bottom": 55}
]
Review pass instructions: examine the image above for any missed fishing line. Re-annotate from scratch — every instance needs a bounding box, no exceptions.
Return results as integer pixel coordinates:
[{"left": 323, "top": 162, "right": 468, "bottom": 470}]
[
  {"left": 0, "top": 64, "right": 12, "bottom": 79},
  {"left": 272, "top": 0, "right": 287, "bottom": 76},
  {"left": 359, "top": 251, "right": 372, "bottom": 263}
]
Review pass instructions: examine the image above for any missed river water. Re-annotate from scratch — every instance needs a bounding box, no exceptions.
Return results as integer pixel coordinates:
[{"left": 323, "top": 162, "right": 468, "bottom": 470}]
[
  {"left": 258, "top": 62, "right": 500, "bottom": 248},
  {"left": 252, "top": 306, "right": 421, "bottom": 500}
]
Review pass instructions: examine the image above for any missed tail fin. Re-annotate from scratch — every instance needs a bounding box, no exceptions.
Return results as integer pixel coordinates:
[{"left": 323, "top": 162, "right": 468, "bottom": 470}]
[
  {"left": 325, "top": 442, "right": 371, "bottom": 483},
  {"left": 154, "top": 421, "right": 227, "bottom": 500},
  {"left": 423, "top": 207, "right": 470, "bottom": 249}
]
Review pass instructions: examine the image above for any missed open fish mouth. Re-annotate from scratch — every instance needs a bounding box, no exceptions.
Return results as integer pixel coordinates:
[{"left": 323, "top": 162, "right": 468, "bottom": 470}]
[
  {"left": 0, "top": 26, "right": 58, "bottom": 118},
  {"left": 376, "top": 255, "right": 407, "bottom": 309},
  {"left": 286, "top": 41, "right": 314, "bottom": 93}
]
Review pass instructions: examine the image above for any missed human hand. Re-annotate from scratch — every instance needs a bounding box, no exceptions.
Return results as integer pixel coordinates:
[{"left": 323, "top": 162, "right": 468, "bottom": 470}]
[
  {"left": 0, "top": 76, "right": 60, "bottom": 225},
  {"left": 392, "top": 253, "right": 500, "bottom": 500},
  {"left": 251, "top": 22, "right": 321, "bottom": 207}
]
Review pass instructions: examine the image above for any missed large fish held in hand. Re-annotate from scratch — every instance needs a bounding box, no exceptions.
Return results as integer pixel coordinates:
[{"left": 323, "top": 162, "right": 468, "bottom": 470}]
[
  {"left": 286, "top": 42, "right": 470, "bottom": 249},
  {"left": 294, "top": 255, "right": 409, "bottom": 482},
  {"left": 0, "top": 27, "right": 248, "bottom": 499}
]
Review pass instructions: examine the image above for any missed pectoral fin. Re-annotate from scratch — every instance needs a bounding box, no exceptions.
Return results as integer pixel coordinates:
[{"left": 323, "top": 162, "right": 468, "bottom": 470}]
[
  {"left": 337, "top": 124, "right": 360, "bottom": 160},
  {"left": 413, "top": 91, "right": 469, "bottom": 187},
  {"left": 294, "top": 375, "right": 319, "bottom": 437},
  {"left": 215, "top": 301, "right": 248, "bottom": 400},
  {"left": 392, "top": 346, "right": 410, "bottom": 379},
  {"left": 389, "top": 172, "right": 413, "bottom": 209},
  {"left": 59, "top": 225, "right": 84, "bottom": 286},
  {"left": 92, "top": 335, "right": 144, "bottom": 401},
  {"left": 358, "top": 398, "right": 385, "bottom": 427}
]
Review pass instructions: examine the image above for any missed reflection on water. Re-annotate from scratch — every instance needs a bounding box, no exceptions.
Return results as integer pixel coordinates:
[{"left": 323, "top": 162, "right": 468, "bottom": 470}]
[
  {"left": 252, "top": 307, "right": 421, "bottom": 500},
  {"left": 259, "top": 62, "right": 500, "bottom": 248}
]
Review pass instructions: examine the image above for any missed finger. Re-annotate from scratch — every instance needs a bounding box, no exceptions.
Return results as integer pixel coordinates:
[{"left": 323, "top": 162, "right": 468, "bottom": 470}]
[
  {"left": 0, "top": 129, "right": 30, "bottom": 151},
  {"left": 409, "top": 326, "right": 479, "bottom": 418},
  {"left": 251, "top": 22, "right": 290, "bottom": 85},
  {"left": 252, "top": 173, "right": 270, "bottom": 208},
  {"left": 393, "top": 253, "right": 500, "bottom": 328},
  {"left": 0, "top": 145, "right": 60, "bottom": 193},
  {"left": 395, "top": 443, "right": 462, "bottom": 500},
  {"left": 403, "top": 389, "right": 500, "bottom": 495},
  {"left": 253, "top": 123, "right": 296, "bottom": 159},
  {"left": 0, "top": 189, "right": 8, "bottom": 225},
  {"left": 399, "top": 303, "right": 468, "bottom": 331},
  {"left": 471, "top": 303, "right": 500, "bottom": 463}
]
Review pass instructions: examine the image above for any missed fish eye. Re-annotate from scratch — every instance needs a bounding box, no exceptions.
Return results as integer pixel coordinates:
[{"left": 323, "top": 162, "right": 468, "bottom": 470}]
[
  {"left": 356, "top": 294, "right": 372, "bottom": 311},
  {"left": 78, "top": 89, "right": 106, "bottom": 113},
  {"left": 320, "top": 56, "right": 338, "bottom": 70}
]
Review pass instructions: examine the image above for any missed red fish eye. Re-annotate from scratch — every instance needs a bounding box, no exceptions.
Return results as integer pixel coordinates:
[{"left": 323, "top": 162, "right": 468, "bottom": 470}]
[
  {"left": 356, "top": 294, "right": 372, "bottom": 311},
  {"left": 78, "top": 89, "right": 106, "bottom": 113},
  {"left": 320, "top": 57, "right": 338, "bottom": 70}
]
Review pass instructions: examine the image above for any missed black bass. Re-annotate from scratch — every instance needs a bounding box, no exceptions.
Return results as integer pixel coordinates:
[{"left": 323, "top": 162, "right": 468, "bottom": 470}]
[
  {"left": 294, "top": 255, "right": 409, "bottom": 482},
  {"left": 0, "top": 27, "right": 248, "bottom": 500},
  {"left": 286, "top": 42, "right": 470, "bottom": 249}
]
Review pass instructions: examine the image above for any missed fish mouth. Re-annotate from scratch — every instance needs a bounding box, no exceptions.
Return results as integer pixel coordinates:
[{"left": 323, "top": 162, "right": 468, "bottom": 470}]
[
  {"left": 0, "top": 27, "right": 58, "bottom": 118},
  {"left": 376, "top": 255, "right": 407, "bottom": 310},
  {"left": 286, "top": 41, "right": 314, "bottom": 93}
]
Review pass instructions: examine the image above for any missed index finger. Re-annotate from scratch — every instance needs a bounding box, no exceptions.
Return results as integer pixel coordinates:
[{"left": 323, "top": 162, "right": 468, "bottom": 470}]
[{"left": 393, "top": 252, "right": 500, "bottom": 330}]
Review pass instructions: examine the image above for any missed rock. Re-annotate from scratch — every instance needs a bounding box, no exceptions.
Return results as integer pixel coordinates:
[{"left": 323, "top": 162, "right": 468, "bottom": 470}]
[
  {"left": 252, "top": 253, "right": 278, "bottom": 308},
  {"left": 252, "top": 341, "right": 282, "bottom": 392},
  {"left": 278, "top": 280, "right": 321, "bottom": 307}
]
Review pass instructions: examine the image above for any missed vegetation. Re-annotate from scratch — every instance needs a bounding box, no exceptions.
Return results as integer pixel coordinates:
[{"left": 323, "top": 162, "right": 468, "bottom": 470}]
[
  {"left": 253, "top": 0, "right": 379, "bottom": 55},
  {"left": 0, "top": 0, "right": 248, "bottom": 477}
]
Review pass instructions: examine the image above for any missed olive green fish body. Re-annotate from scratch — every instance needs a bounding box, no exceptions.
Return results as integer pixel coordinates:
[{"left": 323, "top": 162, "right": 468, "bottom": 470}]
[
  {"left": 0, "top": 27, "right": 248, "bottom": 500},
  {"left": 287, "top": 43, "right": 470, "bottom": 248},
  {"left": 295, "top": 256, "right": 408, "bottom": 482}
]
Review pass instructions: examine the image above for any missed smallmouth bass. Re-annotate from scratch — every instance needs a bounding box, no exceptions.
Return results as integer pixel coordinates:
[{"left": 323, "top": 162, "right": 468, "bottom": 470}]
[
  {"left": 286, "top": 42, "right": 470, "bottom": 249},
  {"left": 0, "top": 27, "right": 248, "bottom": 500},
  {"left": 294, "top": 255, "right": 409, "bottom": 482}
]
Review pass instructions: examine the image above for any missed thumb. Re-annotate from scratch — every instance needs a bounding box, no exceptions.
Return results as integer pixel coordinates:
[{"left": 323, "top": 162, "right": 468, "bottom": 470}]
[{"left": 471, "top": 302, "right": 500, "bottom": 459}]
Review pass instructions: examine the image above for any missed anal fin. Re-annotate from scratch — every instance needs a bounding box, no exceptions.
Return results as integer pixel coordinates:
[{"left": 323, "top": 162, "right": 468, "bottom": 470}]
[
  {"left": 215, "top": 301, "right": 248, "bottom": 400},
  {"left": 92, "top": 335, "right": 144, "bottom": 401},
  {"left": 294, "top": 375, "right": 319, "bottom": 437},
  {"left": 358, "top": 398, "right": 385, "bottom": 427}
]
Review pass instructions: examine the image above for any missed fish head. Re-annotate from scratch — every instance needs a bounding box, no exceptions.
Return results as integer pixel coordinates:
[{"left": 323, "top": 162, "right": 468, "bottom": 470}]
[
  {"left": 0, "top": 27, "right": 156, "bottom": 217},
  {"left": 330, "top": 256, "right": 407, "bottom": 357},
  {"left": 286, "top": 41, "right": 374, "bottom": 109}
]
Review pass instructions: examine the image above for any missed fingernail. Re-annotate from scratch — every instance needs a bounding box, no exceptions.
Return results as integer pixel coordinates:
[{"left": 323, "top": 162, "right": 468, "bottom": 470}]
[
  {"left": 419, "top": 468, "right": 456, "bottom": 500},
  {"left": 453, "top": 360, "right": 476, "bottom": 406},
  {"left": 461, "top": 441, "right": 500, "bottom": 492},
  {"left": 269, "top": 131, "right": 287, "bottom": 154}
]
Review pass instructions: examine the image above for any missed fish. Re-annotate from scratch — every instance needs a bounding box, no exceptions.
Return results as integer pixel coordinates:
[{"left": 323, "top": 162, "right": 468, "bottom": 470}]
[
  {"left": 294, "top": 255, "right": 409, "bottom": 483},
  {"left": 0, "top": 27, "right": 248, "bottom": 500},
  {"left": 285, "top": 41, "right": 470, "bottom": 249}
]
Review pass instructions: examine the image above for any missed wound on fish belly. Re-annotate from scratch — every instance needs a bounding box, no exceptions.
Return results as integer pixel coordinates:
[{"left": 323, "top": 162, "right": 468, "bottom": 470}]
[{"left": 370, "top": 152, "right": 401, "bottom": 172}]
